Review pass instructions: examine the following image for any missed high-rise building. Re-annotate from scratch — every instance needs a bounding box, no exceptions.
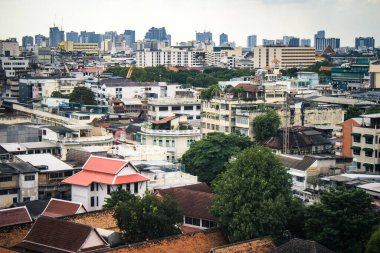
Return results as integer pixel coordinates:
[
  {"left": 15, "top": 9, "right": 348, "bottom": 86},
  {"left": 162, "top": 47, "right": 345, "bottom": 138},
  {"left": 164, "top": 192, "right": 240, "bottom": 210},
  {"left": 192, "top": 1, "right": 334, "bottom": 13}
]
[
  {"left": 247, "top": 35, "right": 257, "bottom": 48},
  {"left": 301, "top": 39, "right": 311, "bottom": 47},
  {"left": 66, "top": 31, "right": 79, "bottom": 43},
  {"left": 288, "top": 37, "right": 300, "bottom": 47},
  {"left": 104, "top": 31, "right": 118, "bottom": 43},
  {"left": 263, "top": 39, "right": 275, "bottom": 46},
  {"left": 314, "top": 30, "right": 340, "bottom": 51},
  {"left": 35, "top": 34, "right": 49, "bottom": 46},
  {"left": 219, "top": 33, "right": 228, "bottom": 46},
  {"left": 196, "top": 32, "right": 213, "bottom": 44},
  {"left": 145, "top": 27, "right": 168, "bottom": 41},
  {"left": 355, "top": 37, "right": 375, "bottom": 50},
  {"left": 167, "top": 34, "right": 171, "bottom": 47},
  {"left": 49, "top": 26, "right": 64, "bottom": 48},
  {"left": 124, "top": 30, "right": 136, "bottom": 47},
  {"left": 22, "top": 36, "right": 34, "bottom": 48}
]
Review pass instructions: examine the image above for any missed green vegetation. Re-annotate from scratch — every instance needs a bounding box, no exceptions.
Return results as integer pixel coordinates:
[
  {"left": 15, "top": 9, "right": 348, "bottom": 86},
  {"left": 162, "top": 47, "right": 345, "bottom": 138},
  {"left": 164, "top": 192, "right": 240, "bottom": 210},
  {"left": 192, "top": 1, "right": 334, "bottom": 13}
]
[
  {"left": 366, "top": 225, "right": 380, "bottom": 253},
  {"left": 69, "top": 86, "right": 96, "bottom": 105},
  {"left": 305, "top": 187, "right": 376, "bottom": 253},
  {"left": 252, "top": 110, "right": 281, "bottom": 141},
  {"left": 105, "top": 66, "right": 255, "bottom": 87},
  {"left": 280, "top": 60, "right": 333, "bottom": 78},
  {"left": 346, "top": 105, "right": 361, "bottom": 120},
  {"left": 51, "top": 91, "right": 68, "bottom": 98},
  {"left": 107, "top": 190, "right": 182, "bottom": 243},
  {"left": 365, "top": 106, "right": 380, "bottom": 115},
  {"left": 181, "top": 132, "right": 254, "bottom": 184},
  {"left": 212, "top": 146, "right": 293, "bottom": 243},
  {"left": 200, "top": 84, "right": 222, "bottom": 100}
]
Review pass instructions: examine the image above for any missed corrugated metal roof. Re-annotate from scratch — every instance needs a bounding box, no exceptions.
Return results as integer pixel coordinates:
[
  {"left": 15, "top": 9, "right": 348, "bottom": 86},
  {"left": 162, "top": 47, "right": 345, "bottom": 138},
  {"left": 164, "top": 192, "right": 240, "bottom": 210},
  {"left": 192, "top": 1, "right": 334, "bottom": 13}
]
[{"left": 16, "top": 154, "right": 74, "bottom": 172}]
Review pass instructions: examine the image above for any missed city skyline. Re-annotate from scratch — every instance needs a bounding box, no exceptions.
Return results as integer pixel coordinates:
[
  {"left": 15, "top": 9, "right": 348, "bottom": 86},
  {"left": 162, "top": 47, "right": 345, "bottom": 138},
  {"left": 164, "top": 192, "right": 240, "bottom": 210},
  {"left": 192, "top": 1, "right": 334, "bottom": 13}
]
[{"left": 0, "top": 0, "right": 379, "bottom": 47}]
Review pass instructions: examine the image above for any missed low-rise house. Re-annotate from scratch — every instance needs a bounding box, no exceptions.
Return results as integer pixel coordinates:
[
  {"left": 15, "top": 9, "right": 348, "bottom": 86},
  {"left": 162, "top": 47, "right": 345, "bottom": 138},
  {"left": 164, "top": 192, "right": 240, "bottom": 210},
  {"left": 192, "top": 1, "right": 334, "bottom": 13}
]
[
  {"left": 15, "top": 153, "right": 77, "bottom": 199},
  {"left": 63, "top": 156, "right": 149, "bottom": 211},
  {"left": 13, "top": 200, "right": 48, "bottom": 219},
  {"left": 0, "top": 206, "right": 32, "bottom": 228},
  {"left": 0, "top": 162, "right": 38, "bottom": 208},
  {"left": 16, "top": 216, "right": 109, "bottom": 252},
  {"left": 0, "top": 141, "right": 61, "bottom": 160},
  {"left": 155, "top": 183, "right": 217, "bottom": 230},
  {"left": 272, "top": 238, "right": 334, "bottom": 253},
  {"left": 41, "top": 198, "right": 87, "bottom": 218}
]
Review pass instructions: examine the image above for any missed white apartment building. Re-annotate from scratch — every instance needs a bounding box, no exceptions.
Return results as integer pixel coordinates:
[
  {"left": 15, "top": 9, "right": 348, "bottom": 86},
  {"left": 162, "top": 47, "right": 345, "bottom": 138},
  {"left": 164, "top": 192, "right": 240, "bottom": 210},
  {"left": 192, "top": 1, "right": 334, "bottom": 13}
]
[
  {"left": 254, "top": 46, "right": 316, "bottom": 69},
  {"left": 136, "top": 48, "right": 205, "bottom": 67},
  {"left": 147, "top": 98, "right": 201, "bottom": 122},
  {"left": 0, "top": 57, "right": 29, "bottom": 77},
  {"left": 63, "top": 156, "right": 149, "bottom": 211},
  {"left": 93, "top": 78, "right": 181, "bottom": 105}
]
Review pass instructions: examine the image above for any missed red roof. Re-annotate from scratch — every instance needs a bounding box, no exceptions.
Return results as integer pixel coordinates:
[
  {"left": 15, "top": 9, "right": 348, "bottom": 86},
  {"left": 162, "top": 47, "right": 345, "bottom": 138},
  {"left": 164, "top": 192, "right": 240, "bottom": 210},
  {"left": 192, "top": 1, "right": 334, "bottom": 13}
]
[
  {"left": 42, "top": 199, "right": 85, "bottom": 218},
  {"left": 63, "top": 169, "right": 149, "bottom": 186},
  {"left": 0, "top": 207, "right": 32, "bottom": 227},
  {"left": 83, "top": 156, "right": 128, "bottom": 174},
  {"left": 151, "top": 115, "right": 177, "bottom": 124}
]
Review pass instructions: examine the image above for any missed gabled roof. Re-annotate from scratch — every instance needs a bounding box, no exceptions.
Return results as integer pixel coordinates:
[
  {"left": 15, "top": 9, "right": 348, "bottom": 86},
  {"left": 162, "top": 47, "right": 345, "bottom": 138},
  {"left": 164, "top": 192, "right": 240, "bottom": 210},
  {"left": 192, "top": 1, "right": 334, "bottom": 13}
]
[
  {"left": 0, "top": 206, "right": 32, "bottom": 228},
  {"left": 278, "top": 155, "right": 317, "bottom": 171},
  {"left": 82, "top": 155, "right": 129, "bottom": 174},
  {"left": 272, "top": 238, "right": 334, "bottom": 253},
  {"left": 13, "top": 200, "right": 48, "bottom": 219},
  {"left": 209, "top": 237, "right": 275, "bottom": 253},
  {"left": 41, "top": 198, "right": 87, "bottom": 218},
  {"left": 156, "top": 183, "right": 215, "bottom": 221},
  {"left": 16, "top": 154, "right": 74, "bottom": 172},
  {"left": 17, "top": 216, "right": 109, "bottom": 253},
  {"left": 151, "top": 115, "right": 178, "bottom": 124},
  {"left": 44, "top": 125, "right": 74, "bottom": 134},
  {"left": 0, "top": 162, "right": 38, "bottom": 175}
]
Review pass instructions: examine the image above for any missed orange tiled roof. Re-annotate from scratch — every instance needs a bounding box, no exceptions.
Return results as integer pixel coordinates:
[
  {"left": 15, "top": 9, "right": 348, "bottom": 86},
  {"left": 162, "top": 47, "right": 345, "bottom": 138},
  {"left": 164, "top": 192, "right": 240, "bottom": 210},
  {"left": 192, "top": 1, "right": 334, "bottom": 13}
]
[{"left": 83, "top": 156, "right": 128, "bottom": 174}]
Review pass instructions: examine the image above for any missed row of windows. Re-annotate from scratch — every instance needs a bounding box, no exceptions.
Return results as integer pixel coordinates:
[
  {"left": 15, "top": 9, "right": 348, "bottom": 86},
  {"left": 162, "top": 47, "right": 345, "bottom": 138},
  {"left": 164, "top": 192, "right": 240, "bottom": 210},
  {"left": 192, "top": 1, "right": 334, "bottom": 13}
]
[
  {"left": 92, "top": 182, "right": 140, "bottom": 194},
  {"left": 184, "top": 216, "right": 217, "bottom": 228},
  {"left": 154, "top": 139, "right": 175, "bottom": 147},
  {"left": 25, "top": 175, "right": 35, "bottom": 181},
  {"left": 0, "top": 189, "right": 18, "bottom": 195},
  {"left": 0, "top": 176, "right": 12, "bottom": 182},
  {"left": 158, "top": 105, "right": 199, "bottom": 111},
  {"left": 353, "top": 135, "right": 375, "bottom": 144}
]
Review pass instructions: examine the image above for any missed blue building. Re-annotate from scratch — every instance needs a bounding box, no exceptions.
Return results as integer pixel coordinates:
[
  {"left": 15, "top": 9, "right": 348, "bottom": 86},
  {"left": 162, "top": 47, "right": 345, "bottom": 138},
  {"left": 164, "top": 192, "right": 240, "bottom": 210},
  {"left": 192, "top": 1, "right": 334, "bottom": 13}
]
[
  {"left": 288, "top": 37, "right": 300, "bottom": 47},
  {"left": 355, "top": 37, "right": 375, "bottom": 50},
  {"left": 49, "top": 26, "right": 64, "bottom": 48},
  {"left": 314, "top": 30, "right": 340, "bottom": 52},
  {"left": 145, "top": 27, "right": 168, "bottom": 41},
  {"left": 22, "top": 36, "right": 34, "bottom": 48},
  {"left": 196, "top": 32, "right": 212, "bottom": 44},
  {"left": 66, "top": 31, "right": 79, "bottom": 43},
  {"left": 247, "top": 35, "right": 257, "bottom": 48},
  {"left": 219, "top": 33, "right": 228, "bottom": 46},
  {"left": 124, "top": 30, "right": 135, "bottom": 47}
]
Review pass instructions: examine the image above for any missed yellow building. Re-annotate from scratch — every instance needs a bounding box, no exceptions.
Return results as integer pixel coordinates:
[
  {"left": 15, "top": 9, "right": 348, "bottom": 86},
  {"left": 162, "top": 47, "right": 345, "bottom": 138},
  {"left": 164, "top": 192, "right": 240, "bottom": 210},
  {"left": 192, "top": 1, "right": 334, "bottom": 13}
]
[
  {"left": 369, "top": 60, "right": 380, "bottom": 89},
  {"left": 59, "top": 41, "right": 99, "bottom": 54}
]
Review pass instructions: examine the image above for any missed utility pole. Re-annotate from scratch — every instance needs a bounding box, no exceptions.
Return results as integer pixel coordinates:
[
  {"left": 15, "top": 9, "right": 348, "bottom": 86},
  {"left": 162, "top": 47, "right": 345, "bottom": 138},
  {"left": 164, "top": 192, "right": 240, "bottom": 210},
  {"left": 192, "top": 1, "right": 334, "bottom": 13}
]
[{"left": 282, "top": 92, "right": 290, "bottom": 154}]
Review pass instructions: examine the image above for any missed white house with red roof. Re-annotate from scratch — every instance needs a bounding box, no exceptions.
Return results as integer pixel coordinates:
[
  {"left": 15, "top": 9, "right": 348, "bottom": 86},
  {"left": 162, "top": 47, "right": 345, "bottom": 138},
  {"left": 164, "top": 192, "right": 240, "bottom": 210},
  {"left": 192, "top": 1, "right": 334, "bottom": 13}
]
[{"left": 63, "top": 156, "right": 149, "bottom": 211}]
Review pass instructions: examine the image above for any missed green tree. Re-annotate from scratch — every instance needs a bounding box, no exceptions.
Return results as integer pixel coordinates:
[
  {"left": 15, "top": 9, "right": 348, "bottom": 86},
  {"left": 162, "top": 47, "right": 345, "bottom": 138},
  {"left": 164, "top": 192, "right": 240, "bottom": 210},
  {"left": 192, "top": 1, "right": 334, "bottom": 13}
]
[
  {"left": 69, "top": 86, "right": 96, "bottom": 105},
  {"left": 366, "top": 225, "right": 380, "bottom": 253},
  {"left": 365, "top": 106, "right": 380, "bottom": 115},
  {"left": 252, "top": 110, "right": 281, "bottom": 141},
  {"left": 103, "top": 189, "right": 136, "bottom": 209},
  {"left": 181, "top": 132, "right": 254, "bottom": 184},
  {"left": 200, "top": 84, "right": 222, "bottom": 100},
  {"left": 212, "top": 146, "right": 293, "bottom": 243},
  {"left": 305, "top": 187, "right": 376, "bottom": 253},
  {"left": 280, "top": 67, "right": 299, "bottom": 78},
  {"left": 346, "top": 105, "right": 361, "bottom": 120},
  {"left": 51, "top": 91, "right": 67, "bottom": 98},
  {"left": 111, "top": 190, "right": 182, "bottom": 243}
]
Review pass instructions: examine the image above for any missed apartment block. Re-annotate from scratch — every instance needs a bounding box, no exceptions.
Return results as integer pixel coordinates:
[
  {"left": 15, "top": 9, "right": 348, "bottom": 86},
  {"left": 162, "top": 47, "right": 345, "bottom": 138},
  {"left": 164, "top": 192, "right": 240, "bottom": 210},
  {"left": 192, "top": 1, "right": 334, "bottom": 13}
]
[{"left": 253, "top": 46, "right": 315, "bottom": 69}]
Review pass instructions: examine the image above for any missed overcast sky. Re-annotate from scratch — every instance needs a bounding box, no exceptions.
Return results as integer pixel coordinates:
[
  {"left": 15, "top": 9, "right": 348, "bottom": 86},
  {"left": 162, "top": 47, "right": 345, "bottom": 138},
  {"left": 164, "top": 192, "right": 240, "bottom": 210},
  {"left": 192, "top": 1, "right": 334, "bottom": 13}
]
[{"left": 0, "top": 0, "right": 379, "bottom": 47}]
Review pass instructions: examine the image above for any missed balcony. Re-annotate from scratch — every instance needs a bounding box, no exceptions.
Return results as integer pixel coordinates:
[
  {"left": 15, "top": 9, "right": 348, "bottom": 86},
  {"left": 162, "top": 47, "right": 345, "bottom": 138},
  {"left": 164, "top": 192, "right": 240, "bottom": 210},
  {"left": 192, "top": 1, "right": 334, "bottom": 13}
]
[
  {"left": 141, "top": 127, "right": 201, "bottom": 136},
  {"left": 59, "top": 134, "right": 113, "bottom": 144}
]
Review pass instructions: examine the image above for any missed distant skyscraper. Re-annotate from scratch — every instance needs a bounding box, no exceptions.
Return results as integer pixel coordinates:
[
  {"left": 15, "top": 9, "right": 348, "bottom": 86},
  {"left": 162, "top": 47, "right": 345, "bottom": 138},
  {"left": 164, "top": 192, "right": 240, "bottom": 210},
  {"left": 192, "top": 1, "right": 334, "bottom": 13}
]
[
  {"left": 301, "top": 39, "right": 311, "bottom": 47},
  {"left": 124, "top": 30, "right": 136, "bottom": 47},
  {"left": 66, "top": 31, "right": 79, "bottom": 43},
  {"left": 35, "top": 34, "right": 48, "bottom": 46},
  {"left": 355, "top": 37, "right": 375, "bottom": 50},
  {"left": 49, "top": 26, "right": 64, "bottom": 48},
  {"left": 22, "top": 36, "right": 33, "bottom": 48},
  {"left": 167, "top": 34, "right": 171, "bottom": 46},
  {"left": 263, "top": 39, "right": 275, "bottom": 46},
  {"left": 104, "top": 31, "right": 118, "bottom": 43},
  {"left": 145, "top": 27, "right": 168, "bottom": 41},
  {"left": 247, "top": 35, "right": 257, "bottom": 48},
  {"left": 196, "top": 32, "right": 213, "bottom": 44},
  {"left": 219, "top": 33, "right": 228, "bottom": 46},
  {"left": 314, "top": 30, "right": 340, "bottom": 51},
  {"left": 288, "top": 37, "right": 300, "bottom": 47}
]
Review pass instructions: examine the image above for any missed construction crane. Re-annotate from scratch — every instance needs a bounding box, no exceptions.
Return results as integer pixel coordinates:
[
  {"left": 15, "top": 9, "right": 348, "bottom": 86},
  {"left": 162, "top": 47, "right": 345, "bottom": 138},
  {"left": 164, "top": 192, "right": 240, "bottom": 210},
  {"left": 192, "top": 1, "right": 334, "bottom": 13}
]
[{"left": 127, "top": 60, "right": 136, "bottom": 79}]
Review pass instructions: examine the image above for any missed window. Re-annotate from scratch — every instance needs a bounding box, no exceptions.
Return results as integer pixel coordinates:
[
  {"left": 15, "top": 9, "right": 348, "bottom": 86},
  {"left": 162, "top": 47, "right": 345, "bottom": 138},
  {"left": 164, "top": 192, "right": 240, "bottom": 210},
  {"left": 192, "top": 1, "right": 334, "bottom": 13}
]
[
  {"left": 353, "top": 149, "right": 360, "bottom": 155},
  {"left": 184, "top": 105, "right": 193, "bottom": 111},
  {"left": 159, "top": 140, "right": 163, "bottom": 147},
  {"left": 172, "top": 106, "right": 180, "bottom": 111},
  {"left": 202, "top": 219, "right": 217, "bottom": 228},
  {"left": 0, "top": 176, "right": 12, "bottom": 182},
  {"left": 91, "top": 182, "right": 95, "bottom": 191},
  {"left": 196, "top": 105, "right": 201, "bottom": 110},
  {"left": 64, "top": 171, "right": 72, "bottom": 177},
  {"left": 365, "top": 150, "right": 373, "bottom": 157},
  {"left": 107, "top": 185, "right": 111, "bottom": 195},
  {"left": 159, "top": 106, "right": 169, "bottom": 111},
  {"left": 166, "top": 140, "right": 170, "bottom": 147},
  {"left": 365, "top": 137, "right": 374, "bottom": 144},
  {"left": 353, "top": 136, "right": 361, "bottom": 143},
  {"left": 97, "top": 196, "right": 99, "bottom": 206},
  {"left": 172, "top": 140, "right": 175, "bottom": 147},
  {"left": 0, "top": 189, "right": 18, "bottom": 195},
  {"left": 13, "top": 197, "right": 17, "bottom": 203},
  {"left": 49, "top": 172, "right": 63, "bottom": 179},
  {"left": 295, "top": 176, "right": 305, "bottom": 183},
  {"left": 134, "top": 183, "right": 139, "bottom": 194},
  {"left": 24, "top": 175, "right": 35, "bottom": 181},
  {"left": 127, "top": 183, "right": 131, "bottom": 192},
  {"left": 23, "top": 197, "right": 30, "bottom": 202},
  {"left": 42, "top": 130, "right": 46, "bottom": 135},
  {"left": 91, "top": 197, "right": 95, "bottom": 207},
  {"left": 185, "top": 216, "right": 201, "bottom": 226}
]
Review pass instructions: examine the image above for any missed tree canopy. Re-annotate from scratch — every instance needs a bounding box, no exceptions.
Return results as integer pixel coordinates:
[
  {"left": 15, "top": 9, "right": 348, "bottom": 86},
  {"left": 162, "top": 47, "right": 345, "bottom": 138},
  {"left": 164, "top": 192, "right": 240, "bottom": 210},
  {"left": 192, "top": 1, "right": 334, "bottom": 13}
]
[
  {"left": 346, "top": 105, "right": 361, "bottom": 120},
  {"left": 365, "top": 106, "right": 380, "bottom": 115},
  {"left": 366, "top": 225, "right": 380, "bottom": 253},
  {"left": 305, "top": 187, "right": 376, "bottom": 253},
  {"left": 212, "top": 146, "right": 293, "bottom": 243},
  {"left": 200, "top": 84, "right": 222, "bottom": 100},
  {"left": 51, "top": 91, "right": 67, "bottom": 98},
  {"left": 108, "top": 190, "right": 182, "bottom": 243},
  {"left": 252, "top": 110, "right": 281, "bottom": 141},
  {"left": 105, "top": 66, "right": 255, "bottom": 88},
  {"left": 69, "top": 86, "right": 96, "bottom": 105},
  {"left": 181, "top": 132, "right": 254, "bottom": 184}
]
